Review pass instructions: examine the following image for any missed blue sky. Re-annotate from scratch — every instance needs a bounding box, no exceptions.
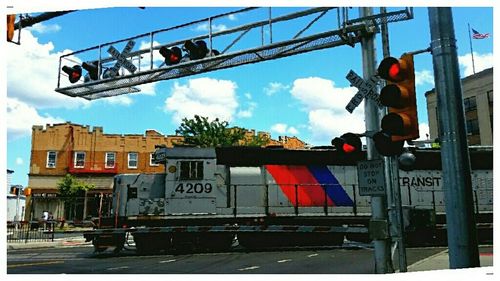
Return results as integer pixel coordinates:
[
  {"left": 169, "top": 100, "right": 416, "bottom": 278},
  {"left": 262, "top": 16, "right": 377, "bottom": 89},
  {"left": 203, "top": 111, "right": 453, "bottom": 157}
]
[{"left": 4, "top": 3, "right": 494, "bottom": 187}]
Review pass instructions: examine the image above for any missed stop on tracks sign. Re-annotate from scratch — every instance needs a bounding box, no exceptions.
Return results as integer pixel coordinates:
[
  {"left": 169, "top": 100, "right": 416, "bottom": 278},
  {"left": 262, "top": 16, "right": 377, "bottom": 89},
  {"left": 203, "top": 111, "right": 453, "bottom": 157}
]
[{"left": 357, "top": 159, "right": 386, "bottom": 196}]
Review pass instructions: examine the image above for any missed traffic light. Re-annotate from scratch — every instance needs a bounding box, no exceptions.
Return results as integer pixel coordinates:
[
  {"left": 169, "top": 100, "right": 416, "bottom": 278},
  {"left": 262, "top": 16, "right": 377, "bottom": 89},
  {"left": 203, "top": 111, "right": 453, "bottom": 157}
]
[
  {"left": 82, "top": 61, "right": 99, "bottom": 81},
  {"left": 62, "top": 65, "right": 82, "bottom": 83},
  {"left": 7, "top": 14, "right": 15, "bottom": 41},
  {"left": 10, "top": 186, "right": 20, "bottom": 195},
  {"left": 372, "top": 131, "right": 404, "bottom": 157},
  {"left": 159, "top": 46, "right": 182, "bottom": 65},
  {"left": 183, "top": 40, "right": 209, "bottom": 60},
  {"left": 377, "top": 54, "right": 419, "bottom": 142},
  {"left": 332, "top": 133, "right": 362, "bottom": 159}
]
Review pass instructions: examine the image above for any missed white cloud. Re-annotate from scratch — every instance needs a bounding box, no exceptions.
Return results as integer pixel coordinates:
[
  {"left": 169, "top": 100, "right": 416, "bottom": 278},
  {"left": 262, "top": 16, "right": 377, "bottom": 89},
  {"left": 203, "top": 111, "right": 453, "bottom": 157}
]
[
  {"left": 264, "top": 82, "right": 289, "bottom": 96},
  {"left": 290, "top": 77, "right": 365, "bottom": 145},
  {"left": 164, "top": 78, "right": 239, "bottom": 124},
  {"left": 16, "top": 157, "right": 24, "bottom": 165},
  {"left": 228, "top": 14, "right": 237, "bottom": 21},
  {"left": 458, "top": 52, "right": 493, "bottom": 76},
  {"left": 29, "top": 23, "right": 62, "bottom": 34},
  {"left": 6, "top": 29, "right": 89, "bottom": 109},
  {"left": 270, "top": 123, "right": 300, "bottom": 135},
  {"left": 237, "top": 102, "right": 257, "bottom": 119},
  {"left": 415, "top": 70, "right": 434, "bottom": 86},
  {"left": 194, "top": 23, "right": 227, "bottom": 33},
  {"left": 7, "top": 97, "right": 65, "bottom": 141}
]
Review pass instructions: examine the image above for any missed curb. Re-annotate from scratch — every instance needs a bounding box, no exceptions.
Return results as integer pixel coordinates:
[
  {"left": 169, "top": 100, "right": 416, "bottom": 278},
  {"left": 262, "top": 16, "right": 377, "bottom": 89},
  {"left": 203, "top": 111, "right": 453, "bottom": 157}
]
[
  {"left": 7, "top": 239, "right": 92, "bottom": 250},
  {"left": 405, "top": 249, "right": 449, "bottom": 271}
]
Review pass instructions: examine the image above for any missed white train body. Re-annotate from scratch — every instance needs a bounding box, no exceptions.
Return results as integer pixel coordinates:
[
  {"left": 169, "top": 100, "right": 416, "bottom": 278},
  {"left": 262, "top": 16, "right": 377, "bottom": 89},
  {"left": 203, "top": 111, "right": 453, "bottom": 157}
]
[{"left": 112, "top": 147, "right": 493, "bottom": 220}]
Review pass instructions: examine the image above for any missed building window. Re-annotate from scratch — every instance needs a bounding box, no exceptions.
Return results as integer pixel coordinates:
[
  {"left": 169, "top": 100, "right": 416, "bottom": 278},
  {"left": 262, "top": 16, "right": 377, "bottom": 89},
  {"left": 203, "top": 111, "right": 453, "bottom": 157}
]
[
  {"left": 150, "top": 153, "right": 159, "bottom": 167},
  {"left": 128, "top": 152, "right": 138, "bottom": 169},
  {"left": 466, "top": 119, "right": 480, "bottom": 135},
  {"left": 74, "top": 152, "right": 85, "bottom": 168},
  {"left": 46, "top": 151, "right": 57, "bottom": 168},
  {"left": 487, "top": 90, "right": 493, "bottom": 105},
  {"left": 105, "top": 152, "right": 116, "bottom": 168},
  {"left": 463, "top": 97, "right": 477, "bottom": 112},
  {"left": 179, "top": 161, "right": 204, "bottom": 180}
]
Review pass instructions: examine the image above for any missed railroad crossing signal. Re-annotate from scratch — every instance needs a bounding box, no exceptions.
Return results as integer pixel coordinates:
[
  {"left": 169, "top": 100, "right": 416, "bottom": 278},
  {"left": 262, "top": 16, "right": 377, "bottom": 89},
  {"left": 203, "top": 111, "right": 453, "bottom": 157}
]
[
  {"left": 62, "top": 65, "right": 82, "bottom": 83},
  {"left": 159, "top": 46, "right": 182, "bottom": 65},
  {"left": 82, "top": 61, "right": 99, "bottom": 81},
  {"left": 183, "top": 40, "right": 209, "bottom": 60},
  {"left": 106, "top": 40, "right": 137, "bottom": 78},
  {"left": 332, "top": 133, "right": 362, "bottom": 159}
]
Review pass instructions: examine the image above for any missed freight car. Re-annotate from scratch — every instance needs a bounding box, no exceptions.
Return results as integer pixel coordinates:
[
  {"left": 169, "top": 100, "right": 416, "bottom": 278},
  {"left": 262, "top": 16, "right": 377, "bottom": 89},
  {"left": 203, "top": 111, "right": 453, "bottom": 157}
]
[{"left": 84, "top": 146, "right": 493, "bottom": 253}]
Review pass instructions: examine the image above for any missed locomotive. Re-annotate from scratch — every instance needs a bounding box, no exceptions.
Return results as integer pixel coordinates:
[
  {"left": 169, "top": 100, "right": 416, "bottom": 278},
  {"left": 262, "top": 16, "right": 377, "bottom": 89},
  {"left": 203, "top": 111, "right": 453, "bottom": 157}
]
[{"left": 84, "top": 146, "right": 493, "bottom": 254}]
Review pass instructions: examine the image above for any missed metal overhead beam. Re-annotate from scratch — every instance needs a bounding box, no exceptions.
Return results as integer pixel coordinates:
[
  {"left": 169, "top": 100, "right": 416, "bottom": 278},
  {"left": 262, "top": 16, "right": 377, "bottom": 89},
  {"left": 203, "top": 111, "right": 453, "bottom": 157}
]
[{"left": 55, "top": 7, "right": 413, "bottom": 100}]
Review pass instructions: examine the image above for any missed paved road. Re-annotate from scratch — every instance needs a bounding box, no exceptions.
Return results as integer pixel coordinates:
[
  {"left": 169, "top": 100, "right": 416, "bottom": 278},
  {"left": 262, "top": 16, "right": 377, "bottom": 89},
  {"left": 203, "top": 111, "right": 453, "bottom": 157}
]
[{"left": 7, "top": 244, "right": 449, "bottom": 274}]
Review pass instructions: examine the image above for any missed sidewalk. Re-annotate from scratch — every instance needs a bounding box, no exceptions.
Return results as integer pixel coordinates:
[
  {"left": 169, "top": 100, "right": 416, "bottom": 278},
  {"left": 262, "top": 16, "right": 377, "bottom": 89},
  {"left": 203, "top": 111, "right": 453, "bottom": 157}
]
[
  {"left": 407, "top": 247, "right": 493, "bottom": 272},
  {"left": 7, "top": 235, "right": 91, "bottom": 250}
]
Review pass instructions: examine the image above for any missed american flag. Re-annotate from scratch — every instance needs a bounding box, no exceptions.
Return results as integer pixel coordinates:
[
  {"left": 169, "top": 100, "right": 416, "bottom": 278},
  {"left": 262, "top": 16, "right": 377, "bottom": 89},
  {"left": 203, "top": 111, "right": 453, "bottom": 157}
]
[{"left": 472, "top": 28, "right": 490, "bottom": 39}]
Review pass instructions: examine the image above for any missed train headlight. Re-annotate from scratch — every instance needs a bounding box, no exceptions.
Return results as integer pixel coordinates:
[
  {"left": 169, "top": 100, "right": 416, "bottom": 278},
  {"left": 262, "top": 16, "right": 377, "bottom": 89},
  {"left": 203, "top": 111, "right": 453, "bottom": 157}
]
[{"left": 168, "top": 165, "right": 177, "bottom": 173}]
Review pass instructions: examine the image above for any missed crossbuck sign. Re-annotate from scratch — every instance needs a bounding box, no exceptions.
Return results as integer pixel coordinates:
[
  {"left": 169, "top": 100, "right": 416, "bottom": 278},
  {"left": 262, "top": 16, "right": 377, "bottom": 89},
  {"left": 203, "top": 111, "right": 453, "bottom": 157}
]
[
  {"left": 106, "top": 40, "right": 137, "bottom": 78},
  {"left": 345, "top": 70, "right": 383, "bottom": 113}
]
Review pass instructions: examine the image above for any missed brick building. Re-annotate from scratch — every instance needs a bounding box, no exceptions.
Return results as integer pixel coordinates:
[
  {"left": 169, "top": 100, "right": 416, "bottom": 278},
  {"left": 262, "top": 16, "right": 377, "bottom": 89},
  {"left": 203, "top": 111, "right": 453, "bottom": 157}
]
[{"left": 26, "top": 122, "right": 307, "bottom": 221}]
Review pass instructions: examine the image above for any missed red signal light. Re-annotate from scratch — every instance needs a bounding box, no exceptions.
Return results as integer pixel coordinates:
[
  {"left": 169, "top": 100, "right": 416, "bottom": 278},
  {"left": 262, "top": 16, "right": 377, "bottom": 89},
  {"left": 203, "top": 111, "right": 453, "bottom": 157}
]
[
  {"left": 388, "top": 63, "right": 400, "bottom": 80},
  {"left": 332, "top": 133, "right": 362, "bottom": 159},
  {"left": 159, "top": 46, "right": 182, "bottom": 65},
  {"left": 342, "top": 143, "right": 356, "bottom": 153},
  {"left": 62, "top": 65, "right": 82, "bottom": 83}
]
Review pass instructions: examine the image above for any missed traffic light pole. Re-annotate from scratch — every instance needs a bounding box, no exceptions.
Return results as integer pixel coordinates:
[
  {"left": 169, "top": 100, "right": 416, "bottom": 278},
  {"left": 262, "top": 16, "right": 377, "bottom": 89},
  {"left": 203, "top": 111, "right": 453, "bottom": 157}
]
[
  {"left": 428, "top": 8, "right": 480, "bottom": 269},
  {"left": 380, "top": 7, "right": 407, "bottom": 273},
  {"left": 359, "top": 7, "right": 393, "bottom": 274}
]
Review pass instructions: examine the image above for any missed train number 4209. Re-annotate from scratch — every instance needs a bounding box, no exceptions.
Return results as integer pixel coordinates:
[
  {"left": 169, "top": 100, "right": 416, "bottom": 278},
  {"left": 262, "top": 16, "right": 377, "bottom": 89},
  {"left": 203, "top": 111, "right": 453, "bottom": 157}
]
[{"left": 175, "top": 183, "right": 213, "bottom": 194}]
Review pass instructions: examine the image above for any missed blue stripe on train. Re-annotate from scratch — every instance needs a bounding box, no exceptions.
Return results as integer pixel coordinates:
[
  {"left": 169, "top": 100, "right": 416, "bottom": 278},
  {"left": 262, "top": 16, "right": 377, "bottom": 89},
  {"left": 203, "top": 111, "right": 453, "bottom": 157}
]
[{"left": 307, "top": 166, "right": 354, "bottom": 206}]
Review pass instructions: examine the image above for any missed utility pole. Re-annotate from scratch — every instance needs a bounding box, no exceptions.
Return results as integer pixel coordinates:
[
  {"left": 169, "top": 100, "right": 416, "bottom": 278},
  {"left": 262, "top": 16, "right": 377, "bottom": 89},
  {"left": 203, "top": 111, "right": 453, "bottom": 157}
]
[
  {"left": 380, "top": 7, "right": 407, "bottom": 273},
  {"left": 428, "top": 7, "right": 480, "bottom": 269},
  {"left": 359, "top": 7, "right": 393, "bottom": 274}
]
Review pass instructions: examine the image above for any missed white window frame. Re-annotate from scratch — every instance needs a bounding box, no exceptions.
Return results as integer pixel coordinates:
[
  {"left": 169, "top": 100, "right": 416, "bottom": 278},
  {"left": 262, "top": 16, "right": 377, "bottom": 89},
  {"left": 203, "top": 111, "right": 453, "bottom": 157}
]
[
  {"left": 74, "top": 151, "right": 85, "bottom": 168},
  {"left": 105, "top": 152, "right": 116, "bottom": 168},
  {"left": 150, "top": 153, "right": 159, "bottom": 167},
  {"left": 128, "top": 152, "right": 138, "bottom": 169},
  {"left": 46, "top": 151, "right": 57, "bottom": 168}
]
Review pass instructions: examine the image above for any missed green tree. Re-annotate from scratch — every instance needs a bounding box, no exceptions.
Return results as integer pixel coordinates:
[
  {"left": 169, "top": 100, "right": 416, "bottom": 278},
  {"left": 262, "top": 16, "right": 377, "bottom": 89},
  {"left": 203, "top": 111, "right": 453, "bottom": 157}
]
[
  {"left": 57, "top": 174, "right": 95, "bottom": 220},
  {"left": 175, "top": 115, "right": 269, "bottom": 147}
]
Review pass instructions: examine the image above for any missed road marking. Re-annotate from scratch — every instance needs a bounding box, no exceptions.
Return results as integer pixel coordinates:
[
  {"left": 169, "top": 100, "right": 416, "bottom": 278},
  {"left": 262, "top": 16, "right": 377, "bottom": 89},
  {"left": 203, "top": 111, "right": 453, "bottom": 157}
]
[
  {"left": 159, "top": 259, "right": 177, "bottom": 263},
  {"left": 277, "top": 259, "right": 292, "bottom": 263},
  {"left": 307, "top": 254, "right": 319, "bottom": 258},
  {"left": 8, "top": 260, "right": 64, "bottom": 268},
  {"left": 238, "top": 266, "right": 260, "bottom": 271},
  {"left": 106, "top": 266, "right": 130, "bottom": 271}
]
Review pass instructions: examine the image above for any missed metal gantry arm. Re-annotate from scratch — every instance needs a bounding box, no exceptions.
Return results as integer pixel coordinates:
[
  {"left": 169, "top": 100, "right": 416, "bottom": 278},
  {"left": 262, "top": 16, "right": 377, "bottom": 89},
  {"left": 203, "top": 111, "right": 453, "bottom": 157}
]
[{"left": 55, "top": 7, "right": 413, "bottom": 100}]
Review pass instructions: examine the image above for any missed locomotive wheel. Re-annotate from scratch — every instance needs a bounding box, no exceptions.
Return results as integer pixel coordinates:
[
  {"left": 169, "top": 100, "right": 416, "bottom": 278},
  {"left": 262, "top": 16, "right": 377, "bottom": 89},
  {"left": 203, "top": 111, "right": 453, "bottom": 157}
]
[
  {"left": 171, "top": 233, "right": 196, "bottom": 254},
  {"left": 238, "top": 232, "right": 344, "bottom": 249},
  {"left": 197, "top": 233, "right": 235, "bottom": 252},
  {"left": 134, "top": 233, "right": 171, "bottom": 255},
  {"left": 92, "top": 234, "right": 125, "bottom": 253}
]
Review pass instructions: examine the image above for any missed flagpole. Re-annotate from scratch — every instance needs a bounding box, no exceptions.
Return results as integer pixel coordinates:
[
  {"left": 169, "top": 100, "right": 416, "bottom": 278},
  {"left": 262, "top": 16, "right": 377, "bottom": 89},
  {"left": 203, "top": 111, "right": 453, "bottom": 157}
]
[{"left": 467, "top": 23, "right": 476, "bottom": 74}]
